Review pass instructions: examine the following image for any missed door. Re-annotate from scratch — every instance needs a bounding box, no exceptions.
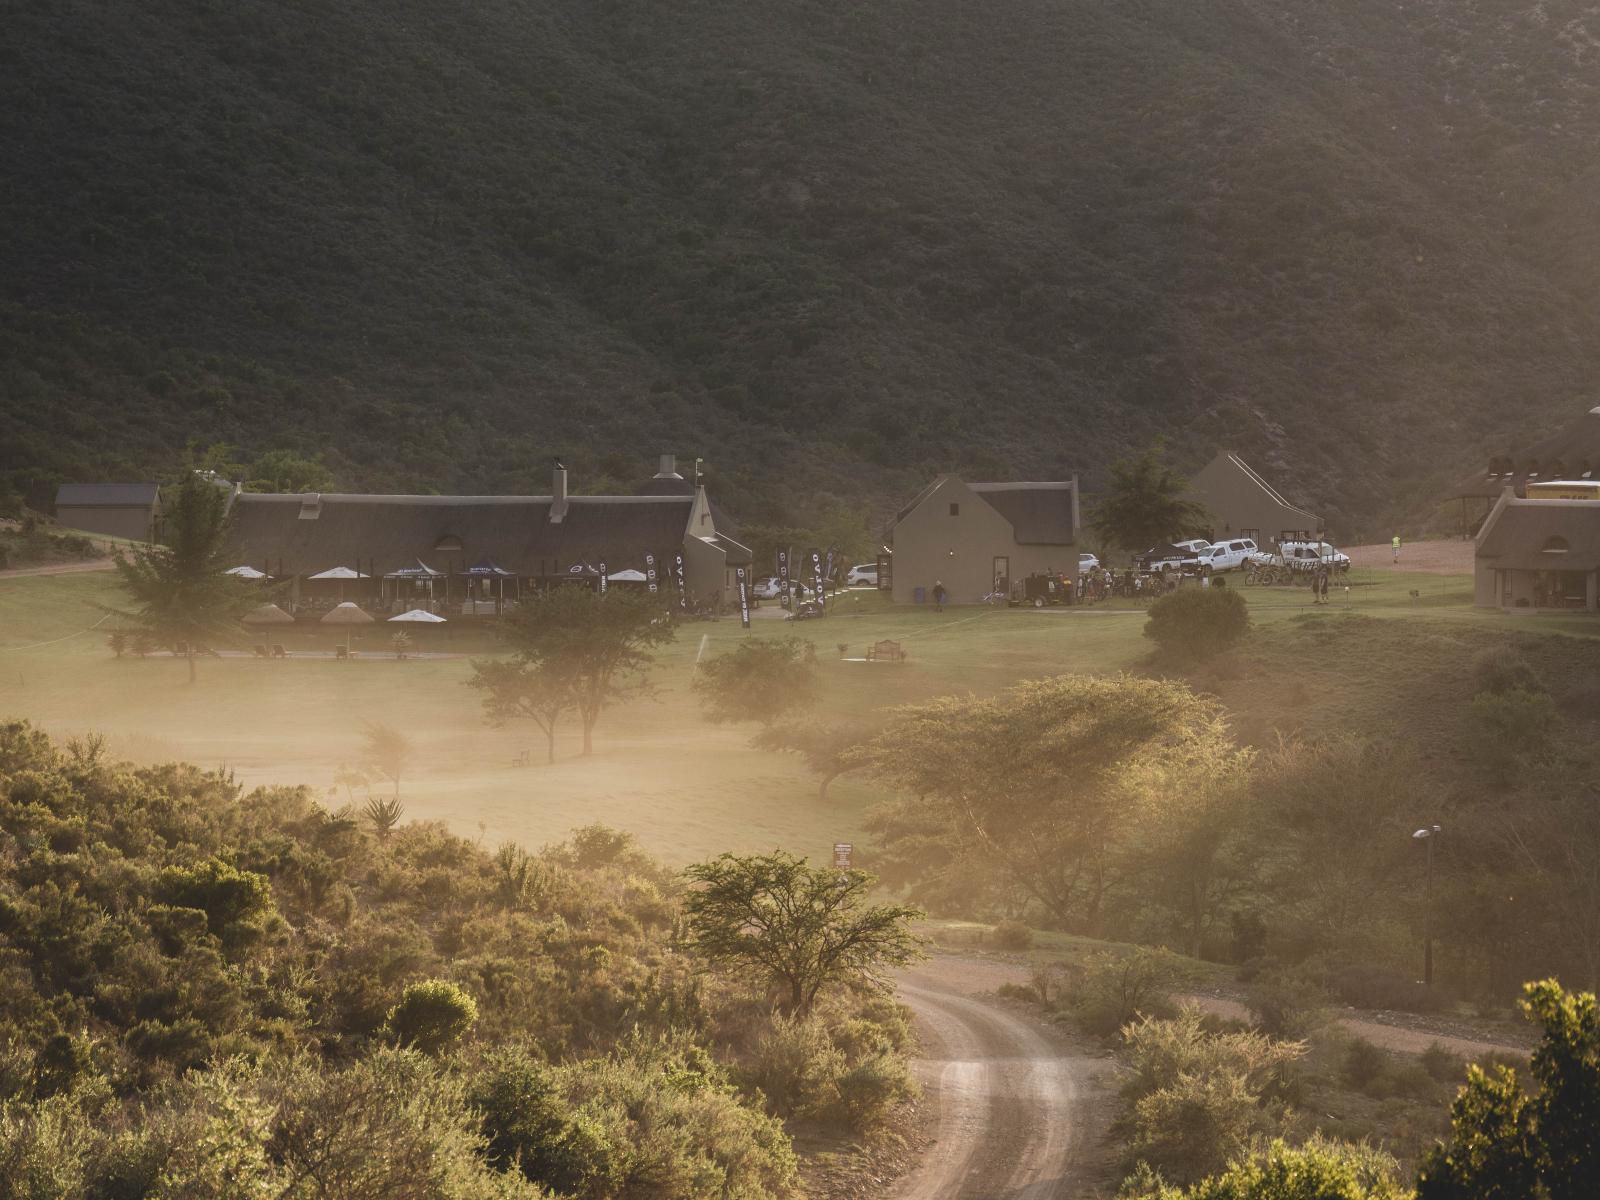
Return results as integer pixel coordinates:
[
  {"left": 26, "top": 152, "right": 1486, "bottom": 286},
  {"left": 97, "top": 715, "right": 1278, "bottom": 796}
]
[{"left": 992, "top": 556, "right": 1010, "bottom": 598}]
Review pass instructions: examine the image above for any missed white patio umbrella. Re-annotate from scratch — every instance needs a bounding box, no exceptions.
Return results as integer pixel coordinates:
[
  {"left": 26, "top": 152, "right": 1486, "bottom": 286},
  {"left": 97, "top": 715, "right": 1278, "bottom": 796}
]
[
  {"left": 388, "top": 609, "right": 446, "bottom": 623},
  {"left": 242, "top": 602, "right": 294, "bottom": 626},
  {"left": 225, "top": 565, "right": 268, "bottom": 580},
  {"left": 607, "top": 568, "right": 648, "bottom": 582},
  {"left": 307, "top": 565, "right": 370, "bottom": 602}
]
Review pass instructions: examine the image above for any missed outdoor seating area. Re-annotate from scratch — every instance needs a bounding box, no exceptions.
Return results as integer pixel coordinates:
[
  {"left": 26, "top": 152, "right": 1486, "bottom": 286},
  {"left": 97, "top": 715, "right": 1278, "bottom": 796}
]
[{"left": 865, "top": 639, "right": 907, "bottom": 662}]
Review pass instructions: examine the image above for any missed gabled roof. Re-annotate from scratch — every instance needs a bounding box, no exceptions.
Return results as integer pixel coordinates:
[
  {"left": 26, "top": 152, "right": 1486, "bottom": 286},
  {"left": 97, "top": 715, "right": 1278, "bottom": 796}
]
[
  {"left": 56, "top": 482, "right": 160, "bottom": 508},
  {"left": 969, "top": 482, "right": 1078, "bottom": 545},
  {"left": 1476, "top": 494, "right": 1600, "bottom": 571},
  {"left": 225, "top": 492, "right": 698, "bottom": 577}
]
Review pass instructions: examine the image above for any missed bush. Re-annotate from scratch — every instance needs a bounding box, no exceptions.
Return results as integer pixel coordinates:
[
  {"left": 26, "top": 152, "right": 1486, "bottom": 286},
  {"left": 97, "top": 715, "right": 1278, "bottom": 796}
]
[
  {"left": 1420, "top": 1041, "right": 1465, "bottom": 1084},
  {"left": 385, "top": 979, "right": 479, "bottom": 1055},
  {"left": 1326, "top": 963, "right": 1449, "bottom": 1014},
  {"left": 828, "top": 1052, "right": 915, "bottom": 1132},
  {"left": 1247, "top": 967, "right": 1331, "bottom": 1039},
  {"left": 1121, "top": 1006, "right": 1305, "bottom": 1105},
  {"left": 1127, "top": 1067, "right": 1258, "bottom": 1184},
  {"left": 1469, "top": 688, "right": 1560, "bottom": 778},
  {"left": 1470, "top": 645, "right": 1544, "bottom": 696},
  {"left": 1071, "top": 949, "right": 1189, "bottom": 1037},
  {"left": 1119, "top": 1134, "right": 1410, "bottom": 1198},
  {"left": 1144, "top": 587, "right": 1249, "bottom": 664},
  {"left": 744, "top": 1014, "right": 845, "bottom": 1119},
  {"left": 1339, "top": 1037, "right": 1388, "bottom": 1093},
  {"left": 991, "top": 919, "right": 1033, "bottom": 949}
]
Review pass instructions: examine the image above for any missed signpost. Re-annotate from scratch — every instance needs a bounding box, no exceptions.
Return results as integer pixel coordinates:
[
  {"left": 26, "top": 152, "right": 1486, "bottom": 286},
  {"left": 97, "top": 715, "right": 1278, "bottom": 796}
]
[
  {"left": 832, "top": 842, "right": 852, "bottom": 871},
  {"left": 736, "top": 565, "right": 751, "bottom": 629}
]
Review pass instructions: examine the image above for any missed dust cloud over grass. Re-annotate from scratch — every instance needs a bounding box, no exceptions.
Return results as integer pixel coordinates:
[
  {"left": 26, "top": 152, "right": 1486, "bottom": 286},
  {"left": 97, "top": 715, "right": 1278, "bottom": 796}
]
[{"left": 0, "top": 562, "right": 1594, "bottom": 866}]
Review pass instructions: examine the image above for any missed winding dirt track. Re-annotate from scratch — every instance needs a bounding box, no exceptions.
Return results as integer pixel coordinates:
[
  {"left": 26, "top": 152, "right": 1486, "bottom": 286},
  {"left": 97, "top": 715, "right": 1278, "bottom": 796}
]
[{"left": 891, "top": 962, "right": 1109, "bottom": 1200}]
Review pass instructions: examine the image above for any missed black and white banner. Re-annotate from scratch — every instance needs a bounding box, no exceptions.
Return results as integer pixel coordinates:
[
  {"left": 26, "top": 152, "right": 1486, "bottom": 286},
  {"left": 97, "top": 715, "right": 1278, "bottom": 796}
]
[
  {"left": 645, "top": 553, "right": 658, "bottom": 595},
  {"left": 598, "top": 559, "right": 608, "bottom": 596},
  {"left": 807, "top": 547, "right": 823, "bottom": 613},
  {"left": 777, "top": 548, "right": 791, "bottom": 610},
  {"left": 673, "top": 552, "right": 687, "bottom": 609},
  {"left": 736, "top": 566, "right": 750, "bottom": 629}
]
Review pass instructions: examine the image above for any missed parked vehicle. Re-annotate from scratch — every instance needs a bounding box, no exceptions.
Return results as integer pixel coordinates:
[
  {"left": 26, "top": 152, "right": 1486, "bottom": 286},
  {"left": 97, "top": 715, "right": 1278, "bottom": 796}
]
[
  {"left": 752, "top": 577, "right": 812, "bottom": 599},
  {"left": 1246, "top": 538, "right": 1350, "bottom": 585},
  {"left": 1193, "top": 537, "right": 1259, "bottom": 574},
  {"left": 1020, "top": 572, "right": 1071, "bottom": 608},
  {"left": 1078, "top": 552, "right": 1100, "bottom": 572},
  {"left": 1136, "top": 543, "right": 1194, "bottom": 573},
  {"left": 785, "top": 599, "right": 825, "bottom": 621},
  {"left": 845, "top": 563, "right": 879, "bottom": 586}
]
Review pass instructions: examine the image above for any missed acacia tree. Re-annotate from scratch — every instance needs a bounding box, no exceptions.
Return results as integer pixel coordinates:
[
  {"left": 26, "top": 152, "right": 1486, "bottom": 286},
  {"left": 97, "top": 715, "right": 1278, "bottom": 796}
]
[
  {"left": 682, "top": 851, "right": 924, "bottom": 1016},
  {"left": 111, "top": 472, "right": 256, "bottom": 682},
  {"left": 474, "top": 588, "right": 675, "bottom": 757},
  {"left": 692, "top": 637, "right": 818, "bottom": 727},
  {"left": 469, "top": 655, "right": 573, "bottom": 764},
  {"left": 751, "top": 719, "right": 869, "bottom": 804},
  {"left": 854, "top": 675, "right": 1234, "bottom": 933},
  {"left": 1093, "top": 443, "right": 1210, "bottom": 555},
  {"left": 362, "top": 721, "right": 412, "bottom": 800}
]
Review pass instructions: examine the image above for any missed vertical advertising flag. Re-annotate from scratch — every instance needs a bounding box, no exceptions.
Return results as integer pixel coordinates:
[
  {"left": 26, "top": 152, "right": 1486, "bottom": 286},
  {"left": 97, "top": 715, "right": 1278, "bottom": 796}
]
[
  {"left": 645, "top": 553, "right": 658, "bottom": 595},
  {"left": 824, "top": 546, "right": 836, "bottom": 590},
  {"left": 777, "top": 548, "right": 791, "bottom": 610},
  {"left": 807, "top": 547, "right": 823, "bottom": 613},
  {"left": 736, "top": 566, "right": 751, "bottom": 629},
  {"left": 598, "top": 559, "right": 608, "bottom": 596},
  {"left": 673, "top": 552, "right": 687, "bottom": 610}
]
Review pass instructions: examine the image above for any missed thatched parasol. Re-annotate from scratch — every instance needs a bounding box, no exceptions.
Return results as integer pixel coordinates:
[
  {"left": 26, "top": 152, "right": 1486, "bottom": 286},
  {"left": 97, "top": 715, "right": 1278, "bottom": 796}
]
[{"left": 242, "top": 603, "right": 294, "bottom": 626}]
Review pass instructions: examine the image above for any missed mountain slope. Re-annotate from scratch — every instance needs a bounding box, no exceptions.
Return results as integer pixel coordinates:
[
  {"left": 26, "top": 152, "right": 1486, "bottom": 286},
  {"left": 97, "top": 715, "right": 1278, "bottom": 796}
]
[{"left": 3, "top": 0, "right": 1597, "bottom": 531}]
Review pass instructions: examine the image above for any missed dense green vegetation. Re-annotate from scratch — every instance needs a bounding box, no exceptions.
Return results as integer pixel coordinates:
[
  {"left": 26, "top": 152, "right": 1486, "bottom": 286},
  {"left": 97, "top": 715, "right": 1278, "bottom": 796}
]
[
  {"left": 0, "top": 722, "right": 919, "bottom": 1197},
  {"left": 6, "top": 1, "right": 1600, "bottom": 531}
]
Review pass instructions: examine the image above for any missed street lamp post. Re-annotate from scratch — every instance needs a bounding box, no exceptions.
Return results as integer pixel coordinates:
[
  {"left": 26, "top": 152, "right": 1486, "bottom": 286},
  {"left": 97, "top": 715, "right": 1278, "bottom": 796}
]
[{"left": 1413, "top": 824, "right": 1442, "bottom": 986}]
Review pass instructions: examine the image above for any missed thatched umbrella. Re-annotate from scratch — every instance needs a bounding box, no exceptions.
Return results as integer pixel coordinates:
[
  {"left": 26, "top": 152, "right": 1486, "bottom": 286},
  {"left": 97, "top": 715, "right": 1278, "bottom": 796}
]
[
  {"left": 242, "top": 603, "right": 294, "bottom": 626},
  {"left": 320, "top": 601, "right": 374, "bottom": 653}
]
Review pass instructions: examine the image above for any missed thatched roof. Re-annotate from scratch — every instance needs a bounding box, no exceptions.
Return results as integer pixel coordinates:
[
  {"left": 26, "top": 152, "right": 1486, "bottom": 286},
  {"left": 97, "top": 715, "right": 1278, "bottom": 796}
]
[
  {"left": 1477, "top": 495, "right": 1600, "bottom": 571},
  {"left": 226, "top": 493, "right": 697, "bottom": 578},
  {"left": 242, "top": 603, "right": 294, "bottom": 625}
]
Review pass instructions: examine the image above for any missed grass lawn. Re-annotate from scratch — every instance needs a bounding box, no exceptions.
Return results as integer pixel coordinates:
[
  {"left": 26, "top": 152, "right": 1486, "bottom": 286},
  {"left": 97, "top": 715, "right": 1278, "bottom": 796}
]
[{"left": 0, "top": 565, "right": 1596, "bottom": 865}]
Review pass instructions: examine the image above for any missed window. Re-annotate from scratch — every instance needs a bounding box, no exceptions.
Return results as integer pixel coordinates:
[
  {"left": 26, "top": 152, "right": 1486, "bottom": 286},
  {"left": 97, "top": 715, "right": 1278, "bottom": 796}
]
[
  {"left": 1542, "top": 536, "right": 1570, "bottom": 554},
  {"left": 949, "top": 502, "right": 960, "bottom": 516}
]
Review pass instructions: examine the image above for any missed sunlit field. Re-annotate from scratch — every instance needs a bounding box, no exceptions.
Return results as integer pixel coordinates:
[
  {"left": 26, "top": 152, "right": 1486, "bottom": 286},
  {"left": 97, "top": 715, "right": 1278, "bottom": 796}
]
[{"left": 0, "top": 561, "right": 1592, "bottom": 865}]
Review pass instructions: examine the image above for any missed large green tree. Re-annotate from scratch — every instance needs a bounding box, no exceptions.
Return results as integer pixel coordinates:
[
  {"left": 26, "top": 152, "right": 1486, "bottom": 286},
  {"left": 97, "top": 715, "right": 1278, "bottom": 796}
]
[
  {"left": 1418, "top": 979, "right": 1600, "bottom": 1200},
  {"left": 111, "top": 472, "right": 256, "bottom": 681},
  {"left": 475, "top": 588, "right": 675, "bottom": 756},
  {"left": 1093, "top": 444, "right": 1210, "bottom": 555},
  {"left": 469, "top": 655, "right": 574, "bottom": 764},
  {"left": 681, "top": 851, "right": 923, "bottom": 1015},
  {"left": 854, "top": 675, "right": 1236, "bottom": 932}
]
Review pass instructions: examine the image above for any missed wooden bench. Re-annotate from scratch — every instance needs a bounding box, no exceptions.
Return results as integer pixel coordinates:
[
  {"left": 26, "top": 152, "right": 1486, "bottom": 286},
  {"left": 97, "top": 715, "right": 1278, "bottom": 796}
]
[
  {"left": 510, "top": 749, "right": 531, "bottom": 768},
  {"left": 865, "top": 639, "right": 906, "bottom": 662}
]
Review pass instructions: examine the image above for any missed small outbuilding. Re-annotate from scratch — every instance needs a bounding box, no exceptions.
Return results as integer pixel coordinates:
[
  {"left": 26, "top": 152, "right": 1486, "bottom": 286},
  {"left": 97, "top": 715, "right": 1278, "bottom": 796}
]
[
  {"left": 54, "top": 483, "right": 162, "bottom": 542},
  {"left": 885, "top": 476, "right": 1081, "bottom": 605}
]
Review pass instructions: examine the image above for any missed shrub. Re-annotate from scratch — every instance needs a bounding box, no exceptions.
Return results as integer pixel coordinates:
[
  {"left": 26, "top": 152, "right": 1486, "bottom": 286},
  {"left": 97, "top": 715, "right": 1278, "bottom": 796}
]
[
  {"left": 385, "top": 979, "right": 479, "bottom": 1055},
  {"left": 1470, "top": 645, "right": 1544, "bottom": 696},
  {"left": 1326, "top": 963, "right": 1448, "bottom": 1014},
  {"left": 1071, "top": 949, "right": 1188, "bottom": 1037},
  {"left": 1468, "top": 688, "right": 1560, "bottom": 778},
  {"left": 1420, "top": 1042, "right": 1465, "bottom": 1084},
  {"left": 1144, "top": 587, "right": 1249, "bottom": 664},
  {"left": 1121, "top": 1006, "right": 1305, "bottom": 1105},
  {"left": 1128, "top": 1066, "right": 1257, "bottom": 1184},
  {"left": 153, "top": 858, "right": 277, "bottom": 947},
  {"left": 1247, "top": 967, "right": 1331, "bottom": 1039},
  {"left": 744, "top": 1014, "right": 844, "bottom": 1119},
  {"left": 991, "top": 919, "right": 1033, "bottom": 949},
  {"left": 1119, "top": 1134, "right": 1410, "bottom": 1198},
  {"left": 1339, "top": 1037, "right": 1388, "bottom": 1093},
  {"left": 472, "top": 1046, "right": 626, "bottom": 1199},
  {"left": 828, "top": 1052, "right": 915, "bottom": 1132}
]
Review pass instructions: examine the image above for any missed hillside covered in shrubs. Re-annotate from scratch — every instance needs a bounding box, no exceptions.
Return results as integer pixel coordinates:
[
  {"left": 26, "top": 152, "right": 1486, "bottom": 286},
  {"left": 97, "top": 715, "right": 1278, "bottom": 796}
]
[
  {"left": 0, "top": 722, "right": 916, "bottom": 1198},
  {"left": 7, "top": 0, "right": 1600, "bottom": 530}
]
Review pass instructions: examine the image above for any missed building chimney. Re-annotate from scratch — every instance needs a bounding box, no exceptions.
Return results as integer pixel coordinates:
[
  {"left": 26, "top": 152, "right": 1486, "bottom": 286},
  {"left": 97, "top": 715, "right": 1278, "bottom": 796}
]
[
  {"left": 655, "top": 454, "right": 682, "bottom": 480},
  {"left": 550, "top": 458, "right": 568, "bottom": 524}
]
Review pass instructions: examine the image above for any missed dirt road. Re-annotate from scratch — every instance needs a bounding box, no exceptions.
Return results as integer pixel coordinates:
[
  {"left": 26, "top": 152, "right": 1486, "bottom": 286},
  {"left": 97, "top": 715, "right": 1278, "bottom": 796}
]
[{"left": 891, "top": 959, "right": 1112, "bottom": 1200}]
